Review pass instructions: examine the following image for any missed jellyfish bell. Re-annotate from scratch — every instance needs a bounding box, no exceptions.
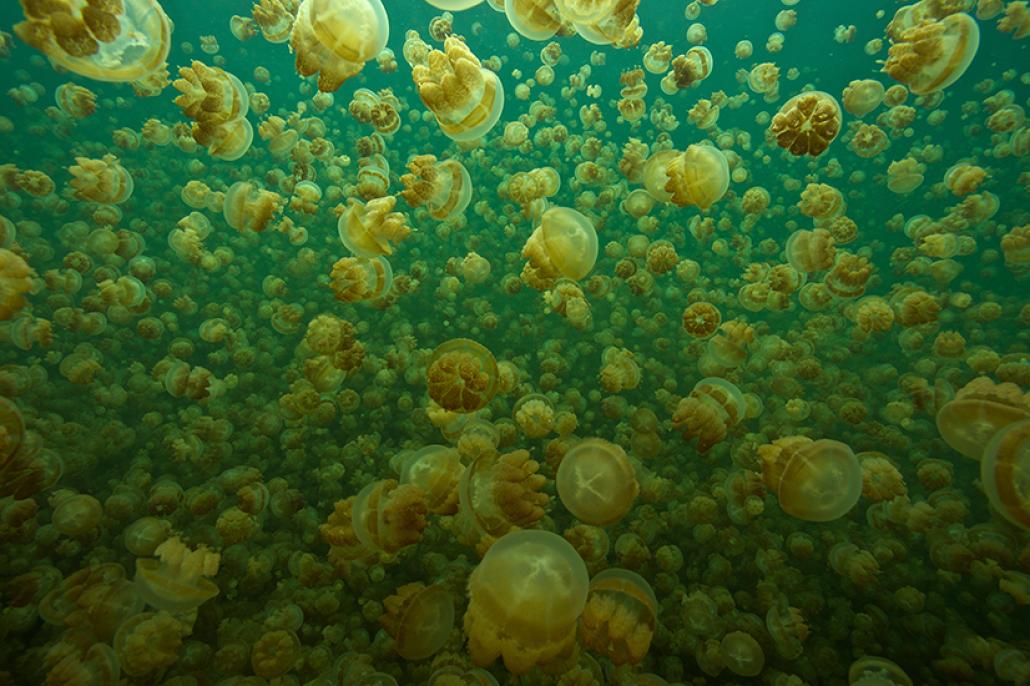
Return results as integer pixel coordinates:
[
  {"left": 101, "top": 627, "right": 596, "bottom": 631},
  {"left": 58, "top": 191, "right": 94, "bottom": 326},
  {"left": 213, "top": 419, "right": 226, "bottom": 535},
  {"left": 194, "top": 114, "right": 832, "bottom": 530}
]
[
  {"left": 556, "top": 438, "right": 639, "bottom": 526},
  {"left": 290, "top": 0, "right": 390, "bottom": 92},
  {"left": 769, "top": 91, "right": 842, "bottom": 157},
  {"left": 979, "top": 419, "right": 1029, "bottom": 531},
  {"left": 760, "top": 437, "right": 863, "bottom": 522},
  {"left": 505, "top": 0, "right": 563, "bottom": 40},
  {"left": 426, "top": 0, "right": 487, "bottom": 8},
  {"left": 523, "top": 206, "right": 599, "bottom": 281},
  {"left": 427, "top": 338, "right": 499, "bottom": 413},
  {"left": 884, "top": 11, "right": 980, "bottom": 95}
]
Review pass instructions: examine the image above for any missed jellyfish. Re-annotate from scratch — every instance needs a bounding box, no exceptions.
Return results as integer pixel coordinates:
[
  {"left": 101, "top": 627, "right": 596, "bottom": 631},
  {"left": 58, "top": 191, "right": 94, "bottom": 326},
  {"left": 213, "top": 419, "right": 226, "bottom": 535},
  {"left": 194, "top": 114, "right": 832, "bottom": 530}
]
[
  {"left": 0, "top": 249, "right": 35, "bottom": 321},
  {"left": 769, "top": 91, "right": 842, "bottom": 157},
  {"left": 380, "top": 582, "right": 455, "bottom": 661},
  {"left": 69, "top": 155, "right": 134, "bottom": 204},
  {"left": 842, "top": 79, "right": 885, "bottom": 117},
  {"left": 338, "top": 195, "right": 413, "bottom": 257},
  {"left": 134, "top": 536, "right": 220, "bottom": 613},
  {"left": 15, "top": 0, "right": 171, "bottom": 82},
  {"left": 579, "top": 568, "right": 657, "bottom": 665},
  {"left": 522, "top": 206, "right": 599, "bottom": 287},
  {"left": 556, "top": 438, "right": 639, "bottom": 526},
  {"left": 884, "top": 11, "right": 980, "bottom": 94},
  {"left": 464, "top": 530, "right": 589, "bottom": 674},
  {"left": 672, "top": 377, "right": 747, "bottom": 452},
  {"left": 411, "top": 36, "right": 505, "bottom": 142},
  {"left": 936, "top": 377, "right": 1029, "bottom": 460},
  {"left": 290, "top": 0, "right": 390, "bottom": 92},
  {"left": 785, "top": 229, "right": 837, "bottom": 273},
  {"left": 848, "top": 656, "right": 913, "bottom": 686},
  {"left": 329, "top": 256, "right": 393, "bottom": 303},
  {"left": 720, "top": 631, "right": 764, "bottom": 677},
  {"left": 427, "top": 338, "right": 499, "bottom": 413},
  {"left": 456, "top": 450, "right": 549, "bottom": 550},
  {"left": 399, "top": 155, "right": 473, "bottom": 220},
  {"left": 223, "top": 181, "right": 284, "bottom": 233},
  {"left": 505, "top": 0, "right": 563, "bottom": 40},
  {"left": 390, "top": 445, "right": 464, "bottom": 515},
  {"left": 322, "top": 479, "right": 429, "bottom": 560},
  {"left": 642, "top": 144, "right": 729, "bottom": 210},
  {"left": 758, "top": 436, "right": 863, "bottom": 522},
  {"left": 173, "top": 61, "right": 254, "bottom": 160},
  {"left": 55, "top": 83, "right": 97, "bottom": 119},
  {"left": 980, "top": 419, "right": 1029, "bottom": 531}
]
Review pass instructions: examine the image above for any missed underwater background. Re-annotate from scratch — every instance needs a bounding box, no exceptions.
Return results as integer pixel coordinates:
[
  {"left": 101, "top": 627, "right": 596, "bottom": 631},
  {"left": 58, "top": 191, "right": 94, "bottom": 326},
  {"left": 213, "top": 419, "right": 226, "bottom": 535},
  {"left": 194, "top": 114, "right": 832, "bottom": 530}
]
[{"left": 0, "top": 0, "right": 1028, "bottom": 684}]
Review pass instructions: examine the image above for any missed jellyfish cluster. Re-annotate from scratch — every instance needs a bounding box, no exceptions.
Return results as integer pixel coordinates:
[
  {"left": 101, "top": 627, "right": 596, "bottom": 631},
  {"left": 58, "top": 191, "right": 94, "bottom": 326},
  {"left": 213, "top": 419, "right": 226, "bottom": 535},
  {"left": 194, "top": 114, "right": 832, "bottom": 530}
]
[{"left": 0, "top": 0, "right": 1028, "bottom": 684}]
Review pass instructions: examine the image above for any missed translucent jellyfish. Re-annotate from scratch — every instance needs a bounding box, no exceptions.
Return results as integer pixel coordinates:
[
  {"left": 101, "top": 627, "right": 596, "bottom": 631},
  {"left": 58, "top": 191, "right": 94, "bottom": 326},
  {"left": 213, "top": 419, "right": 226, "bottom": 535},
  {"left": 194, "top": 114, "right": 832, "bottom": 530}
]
[
  {"left": 252, "top": 0, "right": 297, "bottom": 43},
  {"left": 173, "top": 61, "right": 254, "bottom": 161},
  {"left": 426, "top": 0, "right": 487, "bottom": 8},
  {"left": 390, "top": 445, "right": 464, "bottom": 514},
  {"left": 842, "top": 79, "right": 885, "bottom": 117},
  {"left": 769, "top": 91, "right": 842, "bottom": 157},
  {"left": 456, "top": 450, "right": 549, "bottom": 548},
  {"left": 380, "top": 582, "right": 455, "bottom": 661},
  {"left": 766, "top": 598, "right": 809, "bottom": 660},
  {"left": 411, "top": 36, "right": 505, "bottom": 142},
  {"left": 980, "top": 419, "right": 1029, "bottom": 531},
  {"left": 505, "top": 0, "right": 563, "bottom": 40},
  {"left": 464, "top": 530, "right": 589, "bottom": 673},
  {"left": 290, "top": 0, "right": 389, "bottom": 92},
  {"left": 329, "top": 256, "right": 393, "bottom": 303},
  {"left": 399, "top": 155, "right": 473, "bottom": 220},
  {"left": 115, "top": 611, "right": 191, "bottom": 677},
  {"left": 134, "top": 536, "right": 220, "bottom": 613},
  {"left": 0, "top": 396, "right": 26, "bottom": 461},
  {"left": 522, "top": 206, "right": 599, "bottom": 284},
  {"left": 427, "top": 338, "right": 499, "bottom": 413},
  {"left": 338, "top": 195, "right": 412, "bottom": 257},
  {"left": 322, "top": 479, "right": 429, "bottom": 560},
  {"left": 720, "top": 631, "right": 764, "bottom": 677},
  {"left": 51, "top": 492, "right": 102, "bottom": 537},
  {"left": 558, "top": 0, "right": 642, "bottom": 47},
  {"left": 39, "top": 563, "right": 142, "bottom": 642},
  {"left": 556, "top": 438, "right": 638, "bottom": 526},
  {"left": 759, "top": 436, "right": 863, "bottom": 522},
  {"left": 0, "top": 249, "right": 35, "bottom": 321},
  {"left": 55, "top": 83, "right": 97, "bottom": 119},
  {"left": 223, "top": 181, "right": 283, "bottom": 233},
  {"left": 848, "top": 656, "right": 912, "bottom": 686},
  {"left": 69, "top": 155, "right": 133, "bottom": 204},
  {"left": 672, "top": 377, "right": 747, "bottom": 452},
  {"left": 654, "top": 144, "right": 729, "bottom": 210},
  {"left": 936, "top": 377, "right": 1029, "bottom": 460},
  {"left": 579, "top": 568, "right": 657, "bottom": 665},
  {"left": 15, "top": 0, "right": 171, "bottom": 82},
  {"left": 785, "top": 229, "right": 837, "bottom": 273},
  {"left": 884, "top": 12, "right": 979, "bottom": 94}
]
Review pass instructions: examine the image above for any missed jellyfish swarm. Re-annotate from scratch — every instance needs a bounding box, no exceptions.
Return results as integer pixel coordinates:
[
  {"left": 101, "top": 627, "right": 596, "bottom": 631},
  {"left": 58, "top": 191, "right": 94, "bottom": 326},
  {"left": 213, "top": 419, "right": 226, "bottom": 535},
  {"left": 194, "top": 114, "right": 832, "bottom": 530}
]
[
  {"left": 556, "top": 438, "right": 638, "bottom": 526},
  {"left": 672, "top": 377, "right": 747, "bottom": 453},
  {"left": 579, "top": 568, "right": 657, "bottom": 666},
  {"left": 464, "top": 530, "right": 589, "bottom": 674},
  {"left": 884, "top": 11, "right": 979, "bottom": 95},
  {"left": 522, "top": 206, "right": 599, "bottom": 286},
  {"left": 936, "top": 377, "right": 1029, "bottom": 460},
  {"left": 981, "top": 419, "right": 1030, "bottom": 531},
  {"left": 642, "top": 145, "right": 729, "bottom": 210},
  {"left": 337, "top": 195, "right": 412, "bottom": 257},
  {"left": 411, "top": 36, "right": 505, "bottom": 142},
  {"left": 380, "top": 582, "right": 455, "bottom": 661},
  {"left": 290, "top": 0, "right": 389, "bottom": 92},
  {"left": 399, "top": 155, "right": 473, "bottom": 220},
  {"left": 758, "top": 436, "right": 863, "bottom": 522},
  {"left": 15, "top": 0, "right": 171, "bottom": 83},
  {"left": 134, "top": 536, "right": 220, "bottom": 613},
  {"left": 769, "top": 91, "right": 842, "bottom": 157},
  {"left": 427, "top": 339, "right": 499, "bottom": 413}
]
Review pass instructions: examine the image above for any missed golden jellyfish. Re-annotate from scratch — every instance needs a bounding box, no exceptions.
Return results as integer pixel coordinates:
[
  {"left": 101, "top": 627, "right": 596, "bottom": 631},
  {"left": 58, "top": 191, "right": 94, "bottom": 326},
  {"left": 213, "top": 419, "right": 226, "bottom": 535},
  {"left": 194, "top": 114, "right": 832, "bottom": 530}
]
[
  {"left": 579, "top": 568, "right": 657, "bottom": 666},
  {"left": 464, "top": 529, "right": 589, "bottom": 674},
  {"left": 391, "top": 445, "right": 464, "bottom": 514},
  {"left": 672, "top": 377, "right": 747, "bottom": 453},
  {"left": 720, "top": 631, "right": 765, "bottom": 677},
  {"left": 758, "top": 436, "right": 863, "bottom": 522},
  {"left": 842, "top": 79, "right": 885, "bottom": 117},
  {"left": 0, "top": 249, "right": 35, "bottom": 321},
  {"left": 337, "top": 195, "right": 412, "bottom": 257},
  {"left": 456, "top": 449, "right": 549, "bottom": 548},
  {"left": 412, "top": 36, "right": 505, "bottom": 142},
  {"left": 380, "top": 582, "right": 455, "bottom": 661},
  {"left": 15, "top": 0, "right": 171, "bottom": 82},
  {"left": 522, "top": 206, "right": 599, "bottom": 284},
  {"left": 766, "top": 598, "right": 809, "bottom": 660},
  {"left": 505, "top": 0, "right": 563, "bottom": 40},
  {"left": 556, "top": 438, "right": 638, "bottom": 526},
  {"left": 51, "top": 491, "right": 102, "bottom": 537},
  {"left": 55, "top": 83, "right": 97, "bottom": 119},
  {"left": 69, "top": 155, "right": 133, "bottom": 204},
  {"left": 654, "top": 144, "right": 729, "bottom": 210},
  {"left": 785, "top": 229, "right": 836, "bottom": 273},
  {"left": 329, "top": 255, "right": 393, "bottom": 303},
  {"left": 981, "top": 419, "right": 1029, "bottom": 532},
  {"left": 223, "top": 181, "right": 283, "bottom": 233},
  {"left": 39, "top": 563, "right": 142, "bottom": 641},
  {"left": 770, "top": 91, "right": 842, "bottom": 156},
  {"left": 427, "top": 338, "right": 498, "bottom": 413},
  {"left": 1001, "top": 224, "right": 1030, "bottom": 275},
  {"left": 850, "top": 122, "right": 891, "bottom": 158},
  {"left": 290, "top": 0, "right": 389, "bottom": 92},
  {"left": 936, "top": 377, "right": 1029, "bottom": 460},
  {"left": 0, "top": 396, "right": 26, "bottom": 461},
  {"left": 134, "top": 535, "right": 220, "bottom": 612},
  {"left": 682, "top": 301, "right": 721, "bottom": 339},
  {"left": 884, "top": 11, "right": 979, "bottom": 95},
  {"left": 173, "top": 61, "right": 254, "bottom": 161},
  {"left": 848, "top": 656, "right": 912, "bottom": 686},
  {"left": 399, "top": 155, "right": 473, "bottom": 220},
  {"left": 887, "top": 157, "right": 926, "bottom": 193}
]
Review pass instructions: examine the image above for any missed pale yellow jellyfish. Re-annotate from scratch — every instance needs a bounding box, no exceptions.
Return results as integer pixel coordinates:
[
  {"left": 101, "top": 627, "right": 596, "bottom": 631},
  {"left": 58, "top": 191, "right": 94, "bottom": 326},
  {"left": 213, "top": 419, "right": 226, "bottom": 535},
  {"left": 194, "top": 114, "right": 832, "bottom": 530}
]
[
  {"left": 842, "top": 79, "right": 885, "bottom": 117},
  {"left": 505, "top": 0, "right": 563, "bottom": 40},
  {"left": 15, "top": 0, "right": 171, "bottom": 82},
  {"left": 223, "top": 181, "right": 283, "bottom": 233},
  {"left": 785, "top": 229, "right": 836, "bottom": 273},
  {"left": 0, "top": 249, "right": 35, "bottom": 321},
  {"left": 759, "top": 436, "right": 863, "bottom": 522},
  {"left": 173, "top": 61, "right": 253, "bottom": 161},
  {"left": 556, "top": 438, "right": 639, "bottom": 526},
  {"left": 769, "top": 91, "right": 842, "bottom": 156},
  {"left": 579, "top": 568, "right": 657, "bottom": 665},
  {"left": 522, "top": 206, "right": 599, "bottom": 283},
  {"left": 936, "top": 377, "right": 1029, "bottom": 460},
  {"left": 980, "top": 418, "right": 1030, "bottom": 532},
  {"left": 427, "top": 338, "right": 499, "bottom": 413},
  {"left": 69, "top": 155, "right": 134, "bottom": 204},
  {"left": 337, "top": 195, "right": 412, "bottom": 257},
  {"left": 399, "top": 155, "right": 473, "bottom": 220},
  {"left": 848, "top": 656, "right": 912, "bottom": 686},
  {"left": 884, "top": 11, "right": 979, "bottom": 94},
  {"left": 134, "top": 536, "right": 220, "bottom": 612},
  {"left": 291, "top": 0, "right": 390, "bottom": 92},
  {"left": 464, "top": 530, "right": 589, "bottom": 673},
  {"left": 642, "top": 144, "right": 729, "bottom": 210},
  {"left": 380, "top": 582, "right": 455, "bottom": 661},
  {"left": 672, "top": 377, "right": 747, "bottom": 452},
  {"left": 329, "top": 256, "right": 393, "bottom": 303}
]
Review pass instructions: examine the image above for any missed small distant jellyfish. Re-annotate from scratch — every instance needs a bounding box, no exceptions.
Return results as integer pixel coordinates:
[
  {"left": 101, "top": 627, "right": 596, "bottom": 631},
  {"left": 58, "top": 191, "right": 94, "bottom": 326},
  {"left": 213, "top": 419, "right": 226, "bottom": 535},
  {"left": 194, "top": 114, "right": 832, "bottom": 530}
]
[
  {"left": 426, "top": 338, "right": 499, "bottom": 413},
  {"left": 758, "top": 436, "right": 863, "bottom": 522}
]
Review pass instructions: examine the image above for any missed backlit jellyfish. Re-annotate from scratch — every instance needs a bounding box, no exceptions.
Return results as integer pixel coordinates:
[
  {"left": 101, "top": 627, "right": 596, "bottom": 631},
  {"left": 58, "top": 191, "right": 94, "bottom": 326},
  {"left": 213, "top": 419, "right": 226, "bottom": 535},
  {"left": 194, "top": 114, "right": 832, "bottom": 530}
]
[
  {"left": 556, "top": 438, "right": 638, "bottom": 526},
  {"left": 648, "top": 144, "right": 729, "bottom": 210},
  {"left": 579, "top": 568, "right": 657, "bottom": 666},
  {"left": 456, "top": 450, "right": 549, "bottom": 550},
  {"left": 55, "top": 83, "right": 97, "bottom": 119},
  {"left": 850, "top": 123, "right": 891, "bottom": 158},
  {"left": 980, "top": 419, "right": 1029, "bottom": 531},
  {"left": 329, "top": 256, "right": 393, "bottom": 303},
  {"left": 785, "top": 229, "right": 837, "bottom": 273},
  {"left": 390, "top": 445, "right": 464, "bottom": 514},
  {"left": 0, "top": 249, "right": 35, "bottom": 321},
  {"left": 464, "top": 529, "right": 588, "bottom": 674},
  {"left": 682, "top": 302, "right": 721, "bottom": 339},
  {"left": 427, "top": 338, "right": 499, "bottom": 413},
  {"left": 758, "top": 436, "right": 863, "bottom": 522},
  {"left": 223, "top": 181, "right": 284, "bottom": 233},
  {"left": 884, "top": 11, "right": 979, "bottom": 94},
  {"left": 936, "top": 377, "right": 1029, "bottom": 460},
  {"left": 411, "top": 36, "right": 505, "bottom": 143},
  {"left": 69, "top": 154, "right": 134, "bottom": 204},
  {"left": 505, "top": 0, "right": 563, "bottom": 40},
  {"left": 338, "top": 195, "right": 413, "bottom": 257},
  {"left": 173, "top": 61, "right": 253, "bottom": 161},
  {"left": 672, "top": 377, "right": 747, "bottom": 453},
  {"left": 380, "top": 582, "right": 455, "bottom": 661},
  {"left": 770, "top": 91, "right": 842, "bottom": 156},
  {"left": 842, "top": 79, "right": 885, "bottom": 117},
  {"left": 522, "top": 206, "right": 599, "bottom": 286},
  {"left": 399, "top": 155, "right": 473, "bottom": 220},
  {"left": 886, "top": 157, "right": 926, "bottom": 194},
  {"left": 14, "top": 0, "right": 171, "bottom": 82},
  {"left": 323, "top": 479, "right": 429, "bottom": 560},
  {"left": 848, "top": 656, "right": 912, "bottom": 686},
  {"left": 720, "top": 631, "right": 764, "bottom": 677},
  {"left": 133, "top": 536, "right": 220, "bottom": 612},
  {"left": 290, "top": 0, "right": 389, "bottom": 92},
  {"left": 252, "top": 0, "right": 296, "bottom": 43},
  {"left": 558, "top": 0, "right": 643, "bottom": 47}
]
